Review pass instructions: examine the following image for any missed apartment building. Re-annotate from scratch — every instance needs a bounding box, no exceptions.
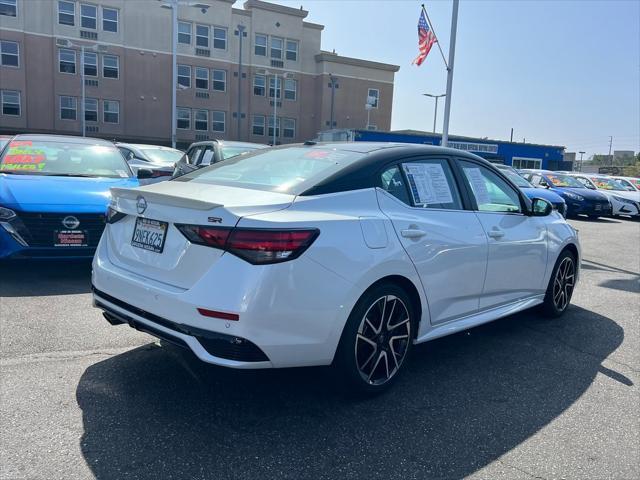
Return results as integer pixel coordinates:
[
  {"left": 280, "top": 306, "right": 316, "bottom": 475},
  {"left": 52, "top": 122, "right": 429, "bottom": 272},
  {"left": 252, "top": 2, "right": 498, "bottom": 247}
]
[{"left": 0, "top": 0, "right": 399, "bottom": 147}]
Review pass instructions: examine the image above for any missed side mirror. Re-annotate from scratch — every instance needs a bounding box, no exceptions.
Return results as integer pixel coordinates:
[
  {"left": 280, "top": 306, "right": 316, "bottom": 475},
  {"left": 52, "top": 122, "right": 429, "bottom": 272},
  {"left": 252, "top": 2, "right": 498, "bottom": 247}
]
[
  {"left": 137, "top": 168, "right": 153, "bottom": 180},
  {"left": 530, "top": 197, "right": 553, "bottom": 216}
]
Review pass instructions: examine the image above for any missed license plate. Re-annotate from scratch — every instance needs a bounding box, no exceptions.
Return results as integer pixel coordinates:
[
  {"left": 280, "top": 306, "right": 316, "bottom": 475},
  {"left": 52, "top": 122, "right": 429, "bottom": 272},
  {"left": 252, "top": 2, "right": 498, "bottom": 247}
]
[
  {"left": 131, "top": 218, "right": 168, "bottom": 253},
  {"left": 54, "top": 230, "right": 89, "bottom": 247}
]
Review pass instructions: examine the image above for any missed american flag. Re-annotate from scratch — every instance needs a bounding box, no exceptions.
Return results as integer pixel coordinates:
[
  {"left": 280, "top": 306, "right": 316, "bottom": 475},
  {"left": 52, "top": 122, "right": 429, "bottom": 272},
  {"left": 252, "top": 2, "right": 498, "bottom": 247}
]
[{"left": 412, "top": 9, "right": 437, "bottom": 66}]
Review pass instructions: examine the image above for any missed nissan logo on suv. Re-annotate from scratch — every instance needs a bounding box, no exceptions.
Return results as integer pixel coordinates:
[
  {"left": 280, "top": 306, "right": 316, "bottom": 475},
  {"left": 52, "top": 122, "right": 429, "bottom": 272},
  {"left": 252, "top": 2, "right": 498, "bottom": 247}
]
[{"left": 62, "top": 216, "right": 80, "bottom": 230}]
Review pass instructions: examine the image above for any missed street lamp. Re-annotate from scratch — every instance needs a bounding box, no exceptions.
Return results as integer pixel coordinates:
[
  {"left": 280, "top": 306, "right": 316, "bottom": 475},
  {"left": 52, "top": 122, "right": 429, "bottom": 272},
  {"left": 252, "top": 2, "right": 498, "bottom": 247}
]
[
  {"left": 422, "top": 93, "right": 446, "bottom": 134},
  {"left": 578, "top": 151, "right": 586, "bottom": 172},
  {"left": 257, "top": 69, "right": 294, "bottom": 145},
  {"left": 234, "top": 24, "right": 247, "bottom": 140},
  {"left": 159, "top": 0, "right": 211, "bottom": 148},
  {"left": 57, "top": 39, "right": 107, "bottom": 137},
  {"left": 328, "top": 74, "right": 338, "bottom": 129}
]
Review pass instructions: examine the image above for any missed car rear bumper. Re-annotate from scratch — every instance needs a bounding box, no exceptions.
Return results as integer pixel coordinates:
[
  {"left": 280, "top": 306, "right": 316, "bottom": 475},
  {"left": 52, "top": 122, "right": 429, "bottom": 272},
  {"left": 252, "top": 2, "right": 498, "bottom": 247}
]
[{"left": 91, "top": 236, "right": 354, "bottom": 369}]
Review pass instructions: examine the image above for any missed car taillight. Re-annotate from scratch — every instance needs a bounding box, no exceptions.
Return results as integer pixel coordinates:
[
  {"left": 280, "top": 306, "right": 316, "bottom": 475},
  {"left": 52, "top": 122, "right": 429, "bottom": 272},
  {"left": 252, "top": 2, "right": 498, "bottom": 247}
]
[{"left": 175, "top": 225, "right": 319, "bottom": 265}]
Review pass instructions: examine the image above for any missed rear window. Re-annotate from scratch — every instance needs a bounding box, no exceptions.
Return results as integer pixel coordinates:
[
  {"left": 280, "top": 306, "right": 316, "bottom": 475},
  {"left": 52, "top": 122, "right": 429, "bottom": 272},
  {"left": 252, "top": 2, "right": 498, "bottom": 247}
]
[
  {"left": 0, "top": 140, "right": 132, "bottom": 178},
  {"left": 139, "top": 148, "right": 184, "bottom": 165},
  {"left": 176, "top": 146, "right": 365, "bottom": 194}
]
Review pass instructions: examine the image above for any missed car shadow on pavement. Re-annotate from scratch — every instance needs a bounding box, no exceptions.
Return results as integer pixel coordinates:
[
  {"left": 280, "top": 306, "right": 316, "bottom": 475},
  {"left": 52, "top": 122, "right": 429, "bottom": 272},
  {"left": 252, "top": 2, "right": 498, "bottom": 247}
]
[
  {"left": 0, "top": 260, "right": 92, "bottom": 297},
  {"left": 76, "top": 305, "right": 625, "bottom": 480}
]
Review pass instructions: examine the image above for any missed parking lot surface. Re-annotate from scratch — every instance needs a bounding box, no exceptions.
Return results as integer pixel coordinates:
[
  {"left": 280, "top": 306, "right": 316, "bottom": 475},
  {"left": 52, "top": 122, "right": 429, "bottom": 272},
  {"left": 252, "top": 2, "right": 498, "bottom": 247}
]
[{"left": 1, "top": 217, "right": 638, "bottom": 480}]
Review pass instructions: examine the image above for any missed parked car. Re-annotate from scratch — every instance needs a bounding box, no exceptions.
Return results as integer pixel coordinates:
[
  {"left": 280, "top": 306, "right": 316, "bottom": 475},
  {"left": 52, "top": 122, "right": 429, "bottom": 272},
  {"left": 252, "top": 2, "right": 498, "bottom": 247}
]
[
  {"left": 520, "top": 169, "right": 612, "bottom": 219},
  {"left": 566, "top": 173, "right": 640, "bottom": 218},
  {"left": 0, "top": 134, "right": 147, "bottom": 260},
  {"left": 93, "top": 143, "right": 580, "bottom": 393},
  {"left": 611, "top": 176, "right": 640, "bottom": 192},
  {"left": 172, "top": 140, "right": 268, "bottom": 178},
  {"left": 0, "top": 135, "right": 13, "bottom": 151},
  {"left": 495, "top": 164, "right": 566, "bottom": 217},
  {"left": 116, "top": 143, "right": 184, "bottom": 183}
]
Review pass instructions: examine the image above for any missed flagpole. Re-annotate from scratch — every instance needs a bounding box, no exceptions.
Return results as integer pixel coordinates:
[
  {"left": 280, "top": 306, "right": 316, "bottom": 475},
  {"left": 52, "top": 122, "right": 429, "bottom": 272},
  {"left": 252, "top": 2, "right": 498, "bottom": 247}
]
[
  {"left": 441, "top": 0, "right": 459, "bottom": 148},
  {"left": 421, "top": 4, "right": 448, "bottom": 69}
]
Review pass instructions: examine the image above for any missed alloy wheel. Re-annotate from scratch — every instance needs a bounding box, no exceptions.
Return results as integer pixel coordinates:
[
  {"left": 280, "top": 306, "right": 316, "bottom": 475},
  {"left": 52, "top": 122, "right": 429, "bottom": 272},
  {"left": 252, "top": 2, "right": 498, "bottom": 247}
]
[
  {"left": 355, "top": 295, "right": 411, "bottom": 386},
  {"left": 552, "top": 257, "right": 575, "bottom": 311}
]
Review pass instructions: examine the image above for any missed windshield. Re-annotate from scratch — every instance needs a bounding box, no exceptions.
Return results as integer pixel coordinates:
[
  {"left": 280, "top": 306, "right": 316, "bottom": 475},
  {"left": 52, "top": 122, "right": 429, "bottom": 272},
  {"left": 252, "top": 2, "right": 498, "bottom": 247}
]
[
  {"left": 139, "top": 147, "right": 184, "bottom": 165},
  {"left": 220, "top": 145, "right": 261, "bottom": 160},
  {"left": 590, "top": 177, "right": 626, "bottom": 191},
  {"left": 546, "top": 174, "right": 584, "bottom": 188},
  {"left": 177, "top": 146, "right": 364, "bottom": 194},
  {"left": 0, "top": 140, "right": 132, "bottom": 178},
  {"left": 499, "top": 168, "right": 532, "bottom": 188},
  {"left": 0, "top": 139, "right": 9, "bottom": 151}
]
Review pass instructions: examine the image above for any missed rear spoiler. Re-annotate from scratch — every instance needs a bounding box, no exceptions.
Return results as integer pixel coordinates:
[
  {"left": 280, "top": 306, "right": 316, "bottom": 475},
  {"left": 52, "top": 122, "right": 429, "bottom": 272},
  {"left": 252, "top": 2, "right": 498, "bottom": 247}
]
[{"left": 110, "top": 187, "right": 222, "bottom": 211}]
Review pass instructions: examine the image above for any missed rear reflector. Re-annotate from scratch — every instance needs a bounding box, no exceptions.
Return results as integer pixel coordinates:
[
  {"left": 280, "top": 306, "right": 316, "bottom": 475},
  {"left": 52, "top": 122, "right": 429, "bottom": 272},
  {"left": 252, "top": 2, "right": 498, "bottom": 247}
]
[
  {"left": 197, "top": 308, "right": 240, "bottom": 321},
  {"left": 176, "top": 224, "right": 319, "bottom": 265}
]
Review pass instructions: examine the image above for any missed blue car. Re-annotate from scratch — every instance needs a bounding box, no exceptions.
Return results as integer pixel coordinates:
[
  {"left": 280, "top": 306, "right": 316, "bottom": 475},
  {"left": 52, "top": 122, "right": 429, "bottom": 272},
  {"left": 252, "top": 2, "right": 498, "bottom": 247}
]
[
  {"left": 520, "top": 170, "right": 612, "bottom": 219},
  {"left": 0, "top": 135, "right": 142, "bottom": 260},
  {"left": 495, "top": 164, "right": 567, "bottom": 217}
]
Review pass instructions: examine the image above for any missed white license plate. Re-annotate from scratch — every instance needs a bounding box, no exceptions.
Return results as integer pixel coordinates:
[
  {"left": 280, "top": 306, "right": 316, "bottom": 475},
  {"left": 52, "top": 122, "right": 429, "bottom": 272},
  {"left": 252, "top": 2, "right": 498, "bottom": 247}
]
[{"left": 131, "top": 218, "right": 168, "bottom": 253}]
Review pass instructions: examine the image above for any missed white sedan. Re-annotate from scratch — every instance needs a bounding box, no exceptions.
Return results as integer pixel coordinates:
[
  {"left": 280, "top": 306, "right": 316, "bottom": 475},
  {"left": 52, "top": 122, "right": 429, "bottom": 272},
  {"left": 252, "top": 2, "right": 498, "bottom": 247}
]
[
  {"left": 568, "top": 173, "right": 640, "bottom": 218},
  {"left": 93, "top": 143, "right": 581, "bottom": 393}
]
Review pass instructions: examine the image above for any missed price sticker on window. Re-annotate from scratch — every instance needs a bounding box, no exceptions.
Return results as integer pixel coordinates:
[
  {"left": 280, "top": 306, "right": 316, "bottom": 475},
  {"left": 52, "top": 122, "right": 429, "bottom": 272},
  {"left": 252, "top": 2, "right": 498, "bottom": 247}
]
[{"left": 402, "top": 163, "right": 453, "bottom": 206}]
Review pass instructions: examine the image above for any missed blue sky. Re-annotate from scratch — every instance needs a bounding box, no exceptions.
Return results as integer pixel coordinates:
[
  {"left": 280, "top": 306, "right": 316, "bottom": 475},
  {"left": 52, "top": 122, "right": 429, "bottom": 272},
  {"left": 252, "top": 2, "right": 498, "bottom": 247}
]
[{"left": 239, "top": 0, "right": 639, "bottom": 158}]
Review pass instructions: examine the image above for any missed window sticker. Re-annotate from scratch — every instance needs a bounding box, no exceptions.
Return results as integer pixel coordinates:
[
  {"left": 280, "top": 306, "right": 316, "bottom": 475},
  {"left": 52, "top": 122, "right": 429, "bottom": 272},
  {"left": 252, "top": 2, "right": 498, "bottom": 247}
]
[
  {"left": 402, "top": 163, "right": 453, "bottom": 205},
  {"left": 1, "top": 144, "right": 47, "bottom": 171},
  {"left": 463, "top": 167, "right": 492, "bottom": 205},
  {"left": 200, "top": 150, "right": 214, "bottom": 165}
]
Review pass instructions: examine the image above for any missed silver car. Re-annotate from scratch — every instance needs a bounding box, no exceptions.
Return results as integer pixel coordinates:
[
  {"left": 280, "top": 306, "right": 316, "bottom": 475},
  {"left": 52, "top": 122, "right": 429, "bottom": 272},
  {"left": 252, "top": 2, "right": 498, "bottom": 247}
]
[{"left": 116, "top": 143, "right": 185, "bottom": 184}]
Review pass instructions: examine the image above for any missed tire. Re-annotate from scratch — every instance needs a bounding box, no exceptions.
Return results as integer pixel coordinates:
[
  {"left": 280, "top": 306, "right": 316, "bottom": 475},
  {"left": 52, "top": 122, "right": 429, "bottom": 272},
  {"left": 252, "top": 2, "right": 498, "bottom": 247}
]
[
  {"left": 588, "top": 215, "right": 600, "bottom": 220},
  {"left": 541, "top": 250, "right": 576, "bottom": 318},
  {"left": 333, "top": 282, "right": 416, "bottom": 395}
]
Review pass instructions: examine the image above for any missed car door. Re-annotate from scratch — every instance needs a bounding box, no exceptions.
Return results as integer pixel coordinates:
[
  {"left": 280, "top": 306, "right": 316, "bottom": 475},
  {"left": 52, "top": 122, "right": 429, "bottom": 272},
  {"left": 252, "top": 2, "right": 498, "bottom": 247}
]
[
  {"left": 457, "top": 160, "right": 548, "bottom": 310},
  {"left": 376, "top": 157, "right": 488, "bottom": 324}
]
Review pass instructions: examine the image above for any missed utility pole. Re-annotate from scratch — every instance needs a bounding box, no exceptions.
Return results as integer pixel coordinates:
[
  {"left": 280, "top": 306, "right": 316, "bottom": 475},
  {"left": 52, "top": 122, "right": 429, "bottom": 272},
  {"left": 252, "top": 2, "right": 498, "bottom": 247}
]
[
  {"left": 608, "top": 136, "right": 613, "bottom": 166},
  {"left": 578, "top": 151, "right": 585, "bottom": 172},
  {"left": 235, "top": 24, "right": 246, "bottom": 140},
  {"left": 510, "top": 128, "right": 513, "bottom": 142},
  {"left": 441, "top": 0, "right": 459, "bottom": 147},
  {"left": 329, "top": 74, "right": 338, "bottom": 129}
]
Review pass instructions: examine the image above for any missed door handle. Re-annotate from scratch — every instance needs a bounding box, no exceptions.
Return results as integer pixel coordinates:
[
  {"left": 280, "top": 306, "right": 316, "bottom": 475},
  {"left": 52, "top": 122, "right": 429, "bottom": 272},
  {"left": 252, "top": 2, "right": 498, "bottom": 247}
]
[
  {"left": 401, "top": 228, "right": 427, "bottom": 239},
  {"left": 488, "top": 229, "right": 505, "bottom": 239}
]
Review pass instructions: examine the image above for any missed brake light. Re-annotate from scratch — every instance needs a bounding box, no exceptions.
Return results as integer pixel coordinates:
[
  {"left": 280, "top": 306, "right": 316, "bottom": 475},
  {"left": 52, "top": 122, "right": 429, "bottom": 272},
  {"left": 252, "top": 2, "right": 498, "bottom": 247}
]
[{"left": 175, "top": 225, "right": 319, "bottom": 265}]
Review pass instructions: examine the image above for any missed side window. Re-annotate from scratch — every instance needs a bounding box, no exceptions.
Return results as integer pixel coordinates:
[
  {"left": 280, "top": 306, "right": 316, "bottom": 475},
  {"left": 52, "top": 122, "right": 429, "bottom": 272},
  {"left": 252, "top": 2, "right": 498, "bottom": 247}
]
[
  {"left": 186, "top": 147, "right": 202, "bottom": 165},
  {"left": 460, "top": 161, "right": 522, "bottom": 213},
  {"left": 198, "top": 147, "right": 215, "bottom": 166},
  {"left": 118, "top": 147, "right": 133, "bottom": 160},
  {"left": 380, "top": 165, "right": 411, "bottom": 205}
]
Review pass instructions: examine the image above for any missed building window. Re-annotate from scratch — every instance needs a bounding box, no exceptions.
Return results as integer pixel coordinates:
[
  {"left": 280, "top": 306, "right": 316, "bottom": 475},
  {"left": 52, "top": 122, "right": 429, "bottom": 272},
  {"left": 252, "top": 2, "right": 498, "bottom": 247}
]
[
  {"left": 0, "top": 40, "right": 19, "bottom": 67},
  {"left": 178, "top": 21, "right": 191, "bottom": 44},
  {"left": 269, "top": 77, "right": 281, "bottom": 99},
  {"left": 211, "top": 110, "right": 225, "bottom": 132},
  {"left": 60, "top": 96, "right": 77, "bottom": 120},
  {"left": 367, "top": 88, "right": 379, "bottom": 108},
  {"left": 282, "top": 118, "right": 296, "bottom": 138},
  {"left": 254, "top": 34, "right": 267, "bottom": 56},
  {"left": 0, "top": 0, "right": 17, "bottom": 17},
  {"left": 212, "top": 69, "right": 226, "bottom": 91},
  {"left": 284, "top": 78, "right": 297, "bottom": 101},
  {"left": 102, "top": 7, "right": 118, "bottom": 32},
  {"left": 194, "top": 109, "right": 208, "bottom": 131},
  {"left": 177, "top": 107, "right": 190, "bottom": 129},
  {"left": 83, "top": 51, "right": 97, "bottom": 76},
  {"left": 285, "top": 40, "right": 298, "bottom": 61},
  {"left": 102, "top": 54, "right": 119, "bottom": 78},
  {"left": 58, "top": 1, "right": 75, "bottom": 26},
  {"left": 196, "top": 24, "right": 209, "bottom": 48},
  {"left": 84, "top": 97, "right": 98, "bottom": 122},
  {"left": 103, "top": 100, "right": 119, "bottom": 123},
  {"left": 177, "top": 65, "right": 191, "bottom": 88},
  {"left": 270, "top": 37, "right": 283, "bottom": 59},
  {"left": 1, "top": 90, "right": 20, "bottom": 115},
  {"left": 213, "top": 27, "right": 226, "bottom": 49},
  {"left": 80, "top": 3, "right": 97, "bottom": 29},
  {"left": 252, "top": 115, "right": 265, "bottom": 136},
  {"left": 253, "top": 75, "right": 265, "bottom": 96},
  {"left": 58, "top": 48, "right": 76, "bottom": 74},
  {"left": 267, "top": 116, "right": 280, "bottom": 138},
  {"left": 194, "top": 67, "right": 208, "bottom": 89}
]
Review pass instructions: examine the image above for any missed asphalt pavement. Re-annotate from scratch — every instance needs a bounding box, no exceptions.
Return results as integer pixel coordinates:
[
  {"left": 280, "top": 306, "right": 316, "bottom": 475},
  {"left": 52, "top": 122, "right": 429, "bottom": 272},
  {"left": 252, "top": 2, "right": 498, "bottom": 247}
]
[{"left": 1, "top": 217, "right": 638, "bottom": 480}]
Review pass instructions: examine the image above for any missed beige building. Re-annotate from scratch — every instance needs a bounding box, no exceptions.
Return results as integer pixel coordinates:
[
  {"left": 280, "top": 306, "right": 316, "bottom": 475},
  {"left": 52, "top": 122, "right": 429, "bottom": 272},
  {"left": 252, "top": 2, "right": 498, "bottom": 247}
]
[{"left": 0, "top": 0, "right": 399, "bottom": 148}]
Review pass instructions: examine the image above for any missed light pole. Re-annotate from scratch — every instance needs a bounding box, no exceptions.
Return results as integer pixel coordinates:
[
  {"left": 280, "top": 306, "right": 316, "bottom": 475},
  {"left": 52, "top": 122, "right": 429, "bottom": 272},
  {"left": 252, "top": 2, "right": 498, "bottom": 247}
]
[
  {"left": 578, "top": 151, "right": 585, "bottom": 172},
  {"left": 422, "top": 93, "right": 446, "bottom": 134},
  {"left": 258, "top": 69, "right": 293, "bottom": 145},
  {"left": 160, "top": 1, "right": 210, "bottom": 148},
  {"left": 234, "top": 24, "right": 247, "bottom": 140},
  {"left": 329, "top": 74, "right": 338, "bottom": 129},
  {"left": 57, "top": 40, "right": 107, "bottom": 137}
]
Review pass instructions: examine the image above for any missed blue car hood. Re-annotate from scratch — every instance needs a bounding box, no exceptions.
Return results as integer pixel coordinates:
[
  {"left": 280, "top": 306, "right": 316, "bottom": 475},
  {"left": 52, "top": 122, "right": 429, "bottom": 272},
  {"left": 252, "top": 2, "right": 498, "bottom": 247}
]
[
  {"left": 521, "top": 187, "right": 564, "bottom": 204},
  {"left": 550, "top": 187, "right": 608, "bottom": 201},
  {"left": 0, "top": 174, "right": 139, "bottom": 212}
]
